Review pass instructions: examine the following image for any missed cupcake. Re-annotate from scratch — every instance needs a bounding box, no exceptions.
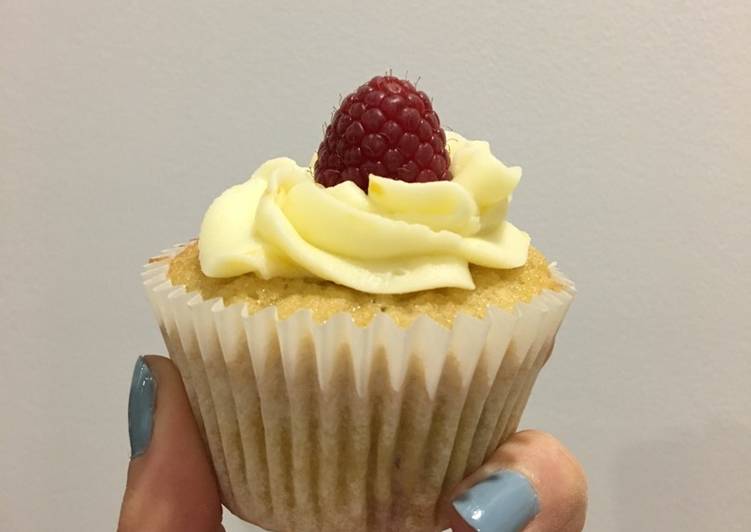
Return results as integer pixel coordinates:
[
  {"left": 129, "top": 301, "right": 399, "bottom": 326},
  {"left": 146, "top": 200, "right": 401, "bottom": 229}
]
[{"left": 143, "top": 75, "right": 574, "bottom": 532}]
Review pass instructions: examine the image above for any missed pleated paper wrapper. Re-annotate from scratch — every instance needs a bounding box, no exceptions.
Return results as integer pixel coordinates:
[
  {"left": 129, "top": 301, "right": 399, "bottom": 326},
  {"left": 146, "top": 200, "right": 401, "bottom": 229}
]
[{"left": 143, "top": 243, "right": 574, "bottom": 532}]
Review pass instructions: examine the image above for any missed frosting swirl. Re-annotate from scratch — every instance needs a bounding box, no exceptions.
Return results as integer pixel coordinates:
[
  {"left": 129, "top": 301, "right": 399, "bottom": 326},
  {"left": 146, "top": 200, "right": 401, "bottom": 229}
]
[{"left": 198, "top": 132, "right": 530, "bottom": 294}]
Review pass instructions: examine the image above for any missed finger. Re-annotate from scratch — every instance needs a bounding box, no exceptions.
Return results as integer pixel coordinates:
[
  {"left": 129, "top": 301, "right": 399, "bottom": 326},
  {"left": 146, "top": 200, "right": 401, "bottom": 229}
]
[
  {"left": 449, "top": 430, "right": 587, "bottom": 532},
  {"left": 118, "top": 356, "right": 223, "bottom": 532}
]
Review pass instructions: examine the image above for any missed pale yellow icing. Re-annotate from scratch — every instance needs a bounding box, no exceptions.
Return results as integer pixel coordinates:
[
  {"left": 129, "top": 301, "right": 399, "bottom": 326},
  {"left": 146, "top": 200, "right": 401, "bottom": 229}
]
[{"left": 198, "top": 132, "right": 529, "bottom": 294}]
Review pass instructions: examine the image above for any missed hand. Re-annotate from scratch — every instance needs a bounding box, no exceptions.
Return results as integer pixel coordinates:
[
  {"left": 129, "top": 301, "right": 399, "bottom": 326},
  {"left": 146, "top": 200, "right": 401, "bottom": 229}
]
[
  {"left": 118, "top": 356, "right": 223, "bottom": 532},
  {"left": 448, "top": 431, "right": 587, "bottom": 531},
  {"left": 118, "top": 356, "right": 587, "bottom": 532}
]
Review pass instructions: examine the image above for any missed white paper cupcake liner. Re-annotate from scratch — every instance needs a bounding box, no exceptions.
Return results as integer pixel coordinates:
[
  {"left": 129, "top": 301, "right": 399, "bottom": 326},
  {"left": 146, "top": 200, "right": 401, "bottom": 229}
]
[{"left": 143, "top": 243, "right": 574, "bottom": 532}]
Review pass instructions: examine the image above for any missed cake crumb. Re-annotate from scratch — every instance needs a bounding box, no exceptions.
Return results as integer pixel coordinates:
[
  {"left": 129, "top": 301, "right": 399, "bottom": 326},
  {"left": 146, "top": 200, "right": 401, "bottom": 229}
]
[{"left": 167, "top": 242, "right": 562, "bottom": 328}]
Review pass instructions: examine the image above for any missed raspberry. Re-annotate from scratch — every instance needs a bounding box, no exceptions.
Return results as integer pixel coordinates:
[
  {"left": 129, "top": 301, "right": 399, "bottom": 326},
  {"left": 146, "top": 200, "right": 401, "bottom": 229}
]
[{"left": 314, "top": 75, "right": 452, "bottom": 191}]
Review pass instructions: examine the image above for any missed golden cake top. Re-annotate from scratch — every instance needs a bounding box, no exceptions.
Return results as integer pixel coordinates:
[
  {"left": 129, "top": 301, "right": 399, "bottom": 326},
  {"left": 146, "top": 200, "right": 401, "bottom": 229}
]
[{"left": 167, "top": 241, "right": 560, "bottom": 328}]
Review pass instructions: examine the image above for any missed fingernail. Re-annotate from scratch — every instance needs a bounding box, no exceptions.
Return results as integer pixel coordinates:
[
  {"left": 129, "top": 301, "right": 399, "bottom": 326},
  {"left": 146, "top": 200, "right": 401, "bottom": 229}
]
[
  {"left": 128, "top": 356, "right": 156, "bottom": 458},
  {"left": 452, "top": 469, "right": 539, "bottom": 532}
]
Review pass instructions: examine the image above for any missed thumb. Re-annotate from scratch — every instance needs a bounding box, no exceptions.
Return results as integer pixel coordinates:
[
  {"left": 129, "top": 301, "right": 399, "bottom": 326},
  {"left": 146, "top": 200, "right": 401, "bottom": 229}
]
[
  {"left": 118, "top": 356, "right": 223, "bottom": 532},
  {"left": 449, "top": 430, "right": 587, "bottom": 532}
]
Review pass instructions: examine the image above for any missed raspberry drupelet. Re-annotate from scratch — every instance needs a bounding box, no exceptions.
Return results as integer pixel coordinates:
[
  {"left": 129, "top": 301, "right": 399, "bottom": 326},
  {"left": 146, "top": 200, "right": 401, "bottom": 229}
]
[{"left": 314, "top": 75, "right": 452, "bottom": 191}]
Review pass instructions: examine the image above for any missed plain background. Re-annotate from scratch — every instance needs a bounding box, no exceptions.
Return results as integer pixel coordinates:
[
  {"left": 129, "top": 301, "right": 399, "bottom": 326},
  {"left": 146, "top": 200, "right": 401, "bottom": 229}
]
[{"left": 2, "top": 1, "right": 749, "bottom": 531}]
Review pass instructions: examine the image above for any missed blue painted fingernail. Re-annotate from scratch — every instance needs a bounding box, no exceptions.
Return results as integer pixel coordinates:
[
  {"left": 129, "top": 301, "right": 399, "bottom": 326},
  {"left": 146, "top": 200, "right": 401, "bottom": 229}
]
[
  {"left": 128, "top": 356, "right": 156, "bottom": 458},
  {"left": 452, "top": 469, "right": 539, "bottom": 532}
]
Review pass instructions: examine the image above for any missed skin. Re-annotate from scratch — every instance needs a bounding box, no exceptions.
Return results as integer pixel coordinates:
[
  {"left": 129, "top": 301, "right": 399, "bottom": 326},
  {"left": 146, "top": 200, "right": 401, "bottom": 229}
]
[
  {"left": 118, "top": 356, "right": 223, "bottom": 532},
  {"left": 118, "top": 356, "right": 587, "bottom": 532},
  {"left": 448, "top": 431, "right": 588, "bottom": 532}
]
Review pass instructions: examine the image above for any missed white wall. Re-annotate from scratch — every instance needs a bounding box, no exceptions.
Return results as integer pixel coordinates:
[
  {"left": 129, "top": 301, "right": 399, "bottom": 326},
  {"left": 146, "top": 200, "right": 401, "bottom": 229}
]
[{"left": 2, "top": 1, "right": 749, "bottom": 530}]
